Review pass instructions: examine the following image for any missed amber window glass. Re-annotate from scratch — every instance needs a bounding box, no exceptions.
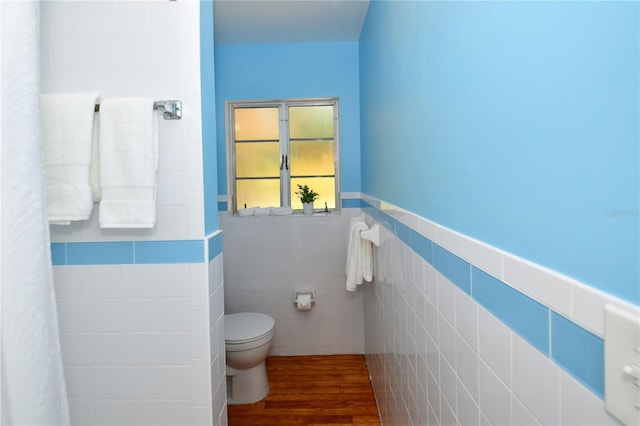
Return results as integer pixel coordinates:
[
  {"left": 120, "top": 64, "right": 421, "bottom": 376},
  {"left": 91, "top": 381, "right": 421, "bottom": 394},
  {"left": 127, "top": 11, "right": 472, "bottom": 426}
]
[{"left": 228, "top": 100, "right": 339, "bottom": 213}]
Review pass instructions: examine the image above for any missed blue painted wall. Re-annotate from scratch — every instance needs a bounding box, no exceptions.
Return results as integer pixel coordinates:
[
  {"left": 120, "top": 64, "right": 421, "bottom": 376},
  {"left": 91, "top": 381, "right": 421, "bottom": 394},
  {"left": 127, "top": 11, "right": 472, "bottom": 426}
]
[
  {"left": 214, "top": 41, "right": 361, "bottom": 196},
  {"left": 359, "top": 1, "right": 639, "bottom": 304},
  {"left": 200, "top": 0, "right": 219, "bottom": 234}
]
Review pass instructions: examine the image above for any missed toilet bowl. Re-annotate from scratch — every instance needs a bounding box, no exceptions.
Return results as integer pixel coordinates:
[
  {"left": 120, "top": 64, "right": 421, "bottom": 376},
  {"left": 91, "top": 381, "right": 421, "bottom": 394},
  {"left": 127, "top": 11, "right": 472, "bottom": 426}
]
[{"left": 224, "top": 312, "right": 275, "bottom": 405}]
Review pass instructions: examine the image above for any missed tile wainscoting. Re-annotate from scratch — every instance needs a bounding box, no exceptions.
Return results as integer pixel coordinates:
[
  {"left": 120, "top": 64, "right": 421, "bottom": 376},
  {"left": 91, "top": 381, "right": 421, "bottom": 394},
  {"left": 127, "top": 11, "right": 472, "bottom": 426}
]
[
  {"left": 361, "top": 194, "right": 638, "bottom": 426},
  {"left": 53, "top": 232, "right": 226, "bottom": 426}
]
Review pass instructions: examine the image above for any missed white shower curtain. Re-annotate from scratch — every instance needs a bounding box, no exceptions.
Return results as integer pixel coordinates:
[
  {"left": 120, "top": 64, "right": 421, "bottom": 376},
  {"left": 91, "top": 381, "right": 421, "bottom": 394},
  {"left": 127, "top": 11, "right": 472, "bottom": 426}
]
[{"left": 1, "top": 1, "right": 70, "bottom": 425}]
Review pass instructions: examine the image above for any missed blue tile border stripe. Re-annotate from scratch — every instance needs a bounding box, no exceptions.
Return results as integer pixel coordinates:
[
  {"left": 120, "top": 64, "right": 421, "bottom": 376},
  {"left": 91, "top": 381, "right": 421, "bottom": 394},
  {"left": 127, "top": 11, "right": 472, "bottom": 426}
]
[
  {"left": 361, "top": 199, "right": 605, "bottom": 399},
  {"left": 473, "top": 266, "right": 550, "bottom": 354},
  {"left": 66, "top": 241, "right": 134, "bottom": 265},
  {"left": 52, "top": 240, "right": 205, "bottom": 265},
  {"left": 551, "top": 312, "right": 604, "bottom": 397},
  {"left": 135, "top": 240, "right": 203, "bottom": 264},
  {"left": 342, "top": 198, "right": 365, "bottom": 208},
  {"left": 50, "top": 243, "right": 67, "bottom": 265},
  {"left": 208, "top": 232, "right": 223, "bottom": 262},
  {"left": 433, "top": 245, "right": 471, "bottom": 294}
]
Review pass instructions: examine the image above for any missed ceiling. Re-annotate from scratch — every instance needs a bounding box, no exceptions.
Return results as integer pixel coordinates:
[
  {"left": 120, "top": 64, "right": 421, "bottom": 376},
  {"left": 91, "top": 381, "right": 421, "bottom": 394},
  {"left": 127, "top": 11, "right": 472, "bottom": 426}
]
[{"left": 213, "top": 0, "right": 370, "bottom": 45}]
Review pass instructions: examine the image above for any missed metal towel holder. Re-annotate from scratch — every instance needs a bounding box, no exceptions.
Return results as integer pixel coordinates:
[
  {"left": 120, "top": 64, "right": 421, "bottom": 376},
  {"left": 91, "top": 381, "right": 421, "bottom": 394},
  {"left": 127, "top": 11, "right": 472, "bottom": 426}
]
[
  {"left": 360, "top": 224, "right": 380, "bottom": 247},
  {"left": 94, "top": 100, "right": 182, "bottom": 120}
]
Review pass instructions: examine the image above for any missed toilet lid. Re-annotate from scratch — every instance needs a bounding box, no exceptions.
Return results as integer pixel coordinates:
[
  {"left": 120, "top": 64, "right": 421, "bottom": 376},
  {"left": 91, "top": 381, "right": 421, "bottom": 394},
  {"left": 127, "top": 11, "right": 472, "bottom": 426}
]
[{"left": 225, "top": 312, "right": 275, "bottom": 343}]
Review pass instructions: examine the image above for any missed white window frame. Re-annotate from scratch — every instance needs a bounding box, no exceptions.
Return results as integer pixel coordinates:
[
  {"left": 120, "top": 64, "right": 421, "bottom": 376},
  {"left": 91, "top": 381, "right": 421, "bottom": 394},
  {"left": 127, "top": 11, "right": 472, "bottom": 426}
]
[{"left": 226, "top": 98, "right": 341, "bottom": 213}]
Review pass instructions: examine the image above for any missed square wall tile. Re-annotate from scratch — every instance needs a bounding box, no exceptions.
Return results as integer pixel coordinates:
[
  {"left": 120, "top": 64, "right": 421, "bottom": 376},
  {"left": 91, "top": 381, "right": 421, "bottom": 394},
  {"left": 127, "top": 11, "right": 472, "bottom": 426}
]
[
  {"left": 124, "top": 366, "right": 159, "bottom": 399},
  {"left": 87, "top": 266, "right": 122, "bottom": 299},
  {"left": 158, "top": 299, "right": 191, "bottom": 331},
  {"left": 93, "top": 399, "right": 125, "bottom": 426},
  {"left": 90, "top": 333, "right": 124, "bottom": 366},
  {"left": 157, "top": 332, "right": 191, "bottom": 365},
  {"left": 60, "top": 333, "right": 92, "bottom": 366},
  {"left": 123, "top": 300, "right": 158, "bottom": 332},
  {"left": 64, "top": 366, "right": 93, "bottom": 399},
  {"left": 92, "top": 366, "right": 125, "bottom": 399},
  {"left": 57, "top": 300, "right": 90, "bottom": 333},
  {"left": 158, "top": 366, "right": 192, "bottom": 399},
  {"left": 154, "top": 264, "right": 190, "bottom": 298},
  {"left": 89, "top": 300, "right": 123, "bottom": 332},
  {"left": 124, "top": 333, "right": 158, "bottom": 365},
  {"left": 84, "top": 1, "right": 116, "bottom": 38}
]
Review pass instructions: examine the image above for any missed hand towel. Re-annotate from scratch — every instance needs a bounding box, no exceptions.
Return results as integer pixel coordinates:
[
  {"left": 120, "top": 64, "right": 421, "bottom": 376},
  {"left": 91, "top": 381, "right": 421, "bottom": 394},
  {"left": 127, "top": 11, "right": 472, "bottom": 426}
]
[
  {"left": 98, "top": 98, "right": 158, "bottom": 228},
  {"left": 238, "top": 207, "right": 255, "bottom": 217},
  {"left": 346, "top": 214, "right": 373, "bottom": 291},
  {"left": 90, "top": 112, "right": 101, "bottom": 202},
  {"left": 271, "top": 207, "right": 293, "bottom": 216},
  {"left": 254, "top": 207, "right": 273, "bottom": 216},
  {"left": 41, "top": 92, "right": 100, "bottom": 224}
]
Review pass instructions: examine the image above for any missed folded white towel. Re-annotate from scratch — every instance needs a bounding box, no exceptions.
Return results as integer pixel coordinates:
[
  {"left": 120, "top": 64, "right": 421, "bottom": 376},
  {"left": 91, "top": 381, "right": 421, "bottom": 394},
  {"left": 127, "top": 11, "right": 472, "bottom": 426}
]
[
  {"left": 98, "top": 98, "right": 158, "bottom": 228},
  {"left": 346, "top": 214, "right": 373, "bottom": 291},
  {"left": 271, "top": 207, "right": 293, "bottom": 216},
  {"left": 90, "top": 112, "right": 101, "bottom": 202},
  {"left": 254, "top": 207, "right": 273, "bottom": 216},
  {"left": 238, "top": 208, "right": 255, "bottom": 217},
  {"left": 41, "top": 92, "right": 100, "bottom": 224}
]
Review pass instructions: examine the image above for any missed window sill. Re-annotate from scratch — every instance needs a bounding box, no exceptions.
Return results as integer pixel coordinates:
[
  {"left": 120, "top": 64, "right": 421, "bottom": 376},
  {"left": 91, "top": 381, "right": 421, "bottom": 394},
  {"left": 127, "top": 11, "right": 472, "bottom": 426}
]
[{"left": 227, "top": 210, "right": 341, "bottom": 218}]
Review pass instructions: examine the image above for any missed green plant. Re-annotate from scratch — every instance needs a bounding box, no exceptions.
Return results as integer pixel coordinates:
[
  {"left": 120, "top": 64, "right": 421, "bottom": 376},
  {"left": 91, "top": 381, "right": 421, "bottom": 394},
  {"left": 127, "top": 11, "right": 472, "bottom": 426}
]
[{"left": 295, "top": 184, "right": 319, "bottom": 204}]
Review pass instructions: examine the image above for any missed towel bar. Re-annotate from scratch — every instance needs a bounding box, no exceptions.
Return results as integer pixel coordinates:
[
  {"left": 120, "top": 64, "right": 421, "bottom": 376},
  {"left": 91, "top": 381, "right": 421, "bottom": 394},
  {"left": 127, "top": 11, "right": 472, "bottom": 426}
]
[{"left": 94, "top": 100, "right": 182, "bottom": 120}]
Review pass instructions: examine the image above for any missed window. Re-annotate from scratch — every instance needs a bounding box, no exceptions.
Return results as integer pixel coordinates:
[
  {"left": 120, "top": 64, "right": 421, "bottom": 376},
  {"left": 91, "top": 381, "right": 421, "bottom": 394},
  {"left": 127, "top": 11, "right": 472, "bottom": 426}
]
[{"left": 227, "top": 98, "right": 339, "bottom": 213}]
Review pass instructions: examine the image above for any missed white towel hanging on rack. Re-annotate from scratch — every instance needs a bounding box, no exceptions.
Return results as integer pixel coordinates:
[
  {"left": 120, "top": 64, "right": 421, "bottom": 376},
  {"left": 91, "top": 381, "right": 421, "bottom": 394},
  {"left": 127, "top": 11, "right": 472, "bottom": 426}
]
[
  {"left": 98, "top": 98, "right": 159, "bottom": 228},
  {"left": 41, "top": 91, "right": 100, "bottom": 224},
  {"left": 346, "top": 214, "right": 374, "bottom": 291}
]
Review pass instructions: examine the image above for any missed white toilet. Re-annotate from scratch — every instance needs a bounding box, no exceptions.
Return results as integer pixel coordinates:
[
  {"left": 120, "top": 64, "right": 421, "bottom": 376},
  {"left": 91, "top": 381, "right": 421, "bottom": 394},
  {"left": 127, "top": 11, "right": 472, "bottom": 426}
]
[{"left": 224, "top": 312, "right": 275, "bottom": 405}]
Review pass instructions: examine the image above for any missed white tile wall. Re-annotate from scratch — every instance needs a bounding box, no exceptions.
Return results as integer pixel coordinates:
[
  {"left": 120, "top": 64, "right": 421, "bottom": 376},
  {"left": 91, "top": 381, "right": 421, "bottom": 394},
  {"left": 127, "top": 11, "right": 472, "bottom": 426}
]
[
  {"left": 362, "top": 195, "right": 634, "bottom": 426},
  {"left": 54, "top": 262, "right": 214, "bottom": 426},
  {"left": 208, "top": 253, "right": 227, "bottom": 426},
  {"left": 42, "top": 0, "right": 204, "bottom": 243},
  {"left": 220, "top": 210, "right": 365, "bottom": 355}
]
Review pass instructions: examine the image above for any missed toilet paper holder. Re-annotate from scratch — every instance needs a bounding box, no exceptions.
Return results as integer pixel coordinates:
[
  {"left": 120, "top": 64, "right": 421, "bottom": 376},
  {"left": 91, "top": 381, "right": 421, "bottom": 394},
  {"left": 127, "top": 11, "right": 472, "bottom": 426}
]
[{"left": 293, "top": 289, "right": 316, "bottom": 306}]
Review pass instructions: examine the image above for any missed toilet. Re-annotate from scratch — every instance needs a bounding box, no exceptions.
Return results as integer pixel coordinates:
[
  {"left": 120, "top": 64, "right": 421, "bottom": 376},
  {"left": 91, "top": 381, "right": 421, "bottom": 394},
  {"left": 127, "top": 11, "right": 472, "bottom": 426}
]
[{"left": 224, "top": 312, "right": 275, "bottom": 405}]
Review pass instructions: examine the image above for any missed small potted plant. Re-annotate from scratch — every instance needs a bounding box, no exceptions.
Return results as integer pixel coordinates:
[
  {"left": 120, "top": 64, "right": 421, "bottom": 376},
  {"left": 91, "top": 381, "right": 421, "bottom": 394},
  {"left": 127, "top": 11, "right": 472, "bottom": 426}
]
[{"left": 295, "top": 184, "right": 319, "bottom": 215}]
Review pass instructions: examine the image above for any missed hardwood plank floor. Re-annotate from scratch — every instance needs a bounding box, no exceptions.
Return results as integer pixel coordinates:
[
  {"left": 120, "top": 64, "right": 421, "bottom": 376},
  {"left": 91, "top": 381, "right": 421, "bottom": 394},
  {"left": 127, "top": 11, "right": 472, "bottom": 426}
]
[{"left": 228, "top": 355, "right": 381, "bottom": 426}]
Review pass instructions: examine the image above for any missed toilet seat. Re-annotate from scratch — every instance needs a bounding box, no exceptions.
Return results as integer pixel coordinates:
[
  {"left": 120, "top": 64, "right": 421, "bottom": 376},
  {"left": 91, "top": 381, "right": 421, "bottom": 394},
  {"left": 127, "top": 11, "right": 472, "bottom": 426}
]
[{"left": 225, "top": 312, "right": 275, "bottom": 345}]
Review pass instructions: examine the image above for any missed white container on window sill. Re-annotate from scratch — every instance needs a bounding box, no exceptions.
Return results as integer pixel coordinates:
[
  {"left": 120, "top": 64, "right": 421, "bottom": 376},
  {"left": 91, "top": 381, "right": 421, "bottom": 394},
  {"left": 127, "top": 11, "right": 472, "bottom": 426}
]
[{"left": 303, "top": 202, "right": 314, "bottom": 215}]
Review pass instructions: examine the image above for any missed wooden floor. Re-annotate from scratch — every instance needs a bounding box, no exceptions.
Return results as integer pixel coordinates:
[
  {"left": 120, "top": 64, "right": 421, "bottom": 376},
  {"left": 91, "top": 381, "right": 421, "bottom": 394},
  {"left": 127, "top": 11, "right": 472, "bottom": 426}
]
[{"left": 228, "top": 355, "right": 381, "bottom": 426}]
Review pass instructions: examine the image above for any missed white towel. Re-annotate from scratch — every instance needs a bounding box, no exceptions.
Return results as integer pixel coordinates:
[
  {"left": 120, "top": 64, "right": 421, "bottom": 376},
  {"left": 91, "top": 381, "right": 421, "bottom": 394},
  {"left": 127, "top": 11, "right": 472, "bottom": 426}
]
[
  {"left": 238, "top": 207, "right": 255, "bottom": 217},
  {"left": 346, "top": 215, "right": 373, "bottom": 291},
  {"left": 254, "top": 207, "right": 273, "bottom": 216},
  {"left": 271, "top": 207, "right": 293, "bottom": 216},
  {"left": 90, "top": 112, "right": 101, "bottom": 202},
  {"left": 41, "top": 92, "right": 100, "bottom": 224},
  {"left": 98, "top": 98, "right": 158, "bottom": 228}
]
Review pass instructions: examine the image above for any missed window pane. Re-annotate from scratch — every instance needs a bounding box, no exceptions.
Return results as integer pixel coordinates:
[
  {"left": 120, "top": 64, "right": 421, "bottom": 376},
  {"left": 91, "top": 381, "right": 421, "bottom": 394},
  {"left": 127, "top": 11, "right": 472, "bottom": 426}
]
[
  {"left": 235, "top": 107, "right": 279, "bottom": 141},
  {"left": 289, "top": 106, "right": 333, "bottom": 139},
  {"left": 235, "top": 142, "right": 280, "bottom": 178},
  {"left": 291, "top": 177, "right": 335, "bottom": 210},
  {"left": 236, "top": 179, "right": 280, "bottom": 209},
  {"left": 290, "top": 140, "right": 335, "bottom": 176}
]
